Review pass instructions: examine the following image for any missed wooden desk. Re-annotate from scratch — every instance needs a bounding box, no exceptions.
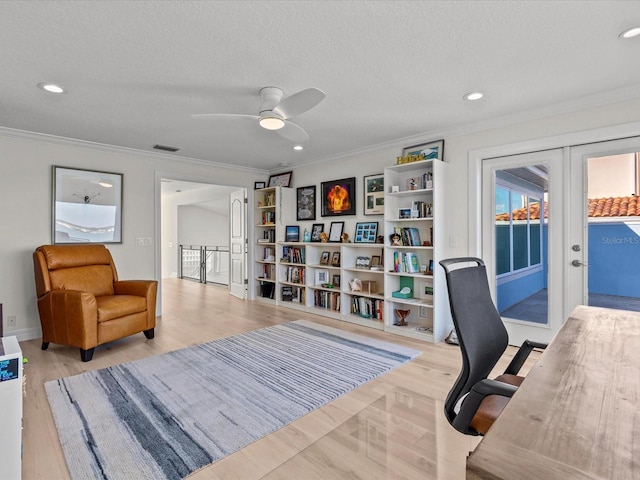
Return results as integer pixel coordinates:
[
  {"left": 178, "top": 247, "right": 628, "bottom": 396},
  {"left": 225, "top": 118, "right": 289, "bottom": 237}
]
[{"left": 466, "top": 305, "right": 640, "bottom": 480}]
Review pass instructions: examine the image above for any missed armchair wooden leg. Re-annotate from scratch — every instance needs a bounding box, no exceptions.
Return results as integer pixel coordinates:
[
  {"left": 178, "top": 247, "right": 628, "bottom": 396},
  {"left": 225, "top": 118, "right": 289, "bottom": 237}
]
[
  {"left": 143, "top": 328, "right": 155, "bottom": 340},
  {"left": 41, "top": 342, "right": 49, "bottom": 350},
  {"left": 80, "top": 348, "right": 95, "bottom": 362}
]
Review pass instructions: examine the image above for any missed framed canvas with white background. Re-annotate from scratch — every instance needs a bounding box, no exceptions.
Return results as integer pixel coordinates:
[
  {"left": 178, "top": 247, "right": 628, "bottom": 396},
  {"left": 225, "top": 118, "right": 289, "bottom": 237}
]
[
  {"left": 315, "top": 269, "right": 329, "bottom": 285},
  {"left": 52, "top": 166, "right": 123, "bottom": 244},
  {"left": 328, "top": 221, "right": 344, "bottom": 242}
]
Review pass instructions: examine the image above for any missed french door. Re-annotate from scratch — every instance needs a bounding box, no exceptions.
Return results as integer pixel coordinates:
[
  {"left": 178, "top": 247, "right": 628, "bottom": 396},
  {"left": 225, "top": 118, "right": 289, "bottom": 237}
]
[{"left": 482, "top": 138, "right": 640, "bottom": 346}]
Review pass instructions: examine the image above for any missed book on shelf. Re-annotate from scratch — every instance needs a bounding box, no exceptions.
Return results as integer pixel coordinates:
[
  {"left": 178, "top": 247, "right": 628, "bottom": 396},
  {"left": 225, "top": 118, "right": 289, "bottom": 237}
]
[
  {"left": 282, "top": 246, "right": 305, "bottom": 264},
  {"left": 351, "top": 296, "right": 384, "bottom": 320}
]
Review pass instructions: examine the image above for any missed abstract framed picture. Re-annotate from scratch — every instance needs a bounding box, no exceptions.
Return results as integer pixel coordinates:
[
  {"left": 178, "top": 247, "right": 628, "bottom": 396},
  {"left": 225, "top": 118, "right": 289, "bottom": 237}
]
[
  {"left": 401, "top": 139, "right": 444, "bottom": 162},
  {"left": 296, "top": 185, "right": 316, "bottom": 220},
  {"left": 52, "top": 166, "right": 123, "bottom": 244},
  {"left": 364, "top": 173, "right": 384, "bottom": 215},
  {"left": 268, "top": 171, "right": 292, "bottom": 187},
  {"left": 354, "top": 222, "right": 378, "bottom": 243},
  {"left": 321, "top": 177, "right": 356, "bottom": 216},
  {"left": 285, "top": 225, "right": 300, "bottom": 242}
]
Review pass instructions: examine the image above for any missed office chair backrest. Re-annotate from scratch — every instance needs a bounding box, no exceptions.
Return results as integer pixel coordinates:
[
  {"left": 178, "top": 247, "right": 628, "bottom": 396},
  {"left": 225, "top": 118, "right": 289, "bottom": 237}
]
[{"left": 439, "top": 257, "right": 509, "bottom": 426}]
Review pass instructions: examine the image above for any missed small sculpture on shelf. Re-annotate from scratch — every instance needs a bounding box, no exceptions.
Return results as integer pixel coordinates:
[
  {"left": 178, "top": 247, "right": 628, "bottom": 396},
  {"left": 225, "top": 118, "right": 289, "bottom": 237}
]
[
  {"left": 320, "top": 232, "right": 329, "bottom": 243},
  {"left": 341, "top": 232, "right": 349, "bottom": 243},
  {"left": 389, "top": 233, "right": 402, "bottom": 246},
  {"left": 394, "top": 309, "right": 410, "bottom": 326}
]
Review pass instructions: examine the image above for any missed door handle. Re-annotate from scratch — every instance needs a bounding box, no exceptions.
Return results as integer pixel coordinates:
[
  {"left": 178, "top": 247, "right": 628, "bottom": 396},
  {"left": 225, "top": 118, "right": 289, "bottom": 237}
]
[{"left": 571, "top": 259, "right": 588, "bottom": 267}]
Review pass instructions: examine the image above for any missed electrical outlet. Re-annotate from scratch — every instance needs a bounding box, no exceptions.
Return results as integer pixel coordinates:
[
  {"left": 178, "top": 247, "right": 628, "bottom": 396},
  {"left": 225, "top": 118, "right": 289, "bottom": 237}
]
[
  {"left": 419, "top": 307, "right": 428, "bottom": 318},
  {"left": 7, "top": 315, "right": 16, "bottom": 326}
]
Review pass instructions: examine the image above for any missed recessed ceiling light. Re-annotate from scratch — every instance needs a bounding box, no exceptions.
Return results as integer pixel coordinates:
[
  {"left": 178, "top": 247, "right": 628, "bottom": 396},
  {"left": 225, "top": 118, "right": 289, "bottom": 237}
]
[
  {"left": 464, "top": 91, "right": 484, "bottom": 101},
  {"left": 37, "top": 82, "right": 65, "bottom": 94},
  {"left": 619, "top": 26, "right": 640, "bottom": 39},
  {"left": 293, "top": 145, "right": 304, "bottom": 151}
]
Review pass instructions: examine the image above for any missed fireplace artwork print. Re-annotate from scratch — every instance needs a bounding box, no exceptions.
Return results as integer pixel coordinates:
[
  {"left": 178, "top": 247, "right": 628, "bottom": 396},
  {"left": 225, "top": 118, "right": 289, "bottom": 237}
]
[{"left": 321, "top": 177, "right": 356, "bottom": 216}]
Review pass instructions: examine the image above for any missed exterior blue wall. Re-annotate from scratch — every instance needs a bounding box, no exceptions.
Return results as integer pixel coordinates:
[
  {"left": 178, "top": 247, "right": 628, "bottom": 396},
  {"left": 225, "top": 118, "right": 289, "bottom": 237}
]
[
  {"left": 588, "top": 223, "right": 640, "bottom": 297},
  {"left": 498, "top": 222, "right": 639, "bottom": 310}
]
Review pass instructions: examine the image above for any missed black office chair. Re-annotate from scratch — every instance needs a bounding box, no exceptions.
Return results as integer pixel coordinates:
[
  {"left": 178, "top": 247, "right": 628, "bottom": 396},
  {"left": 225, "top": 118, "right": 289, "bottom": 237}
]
[{"left": 439, "top": 257, "right": 546, "bottom": 436}]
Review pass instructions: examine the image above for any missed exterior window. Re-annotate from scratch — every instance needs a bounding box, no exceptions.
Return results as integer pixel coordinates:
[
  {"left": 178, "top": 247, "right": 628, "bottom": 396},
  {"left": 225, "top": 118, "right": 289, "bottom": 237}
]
[{"left": 495, "top": 184, "right": 542, "bottom": 276}]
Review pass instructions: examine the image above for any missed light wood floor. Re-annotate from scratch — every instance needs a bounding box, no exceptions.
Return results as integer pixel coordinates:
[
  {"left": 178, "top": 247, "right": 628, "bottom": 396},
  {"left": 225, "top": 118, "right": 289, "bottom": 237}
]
[{"left": 20, "top": 278, "right": 540, "bottom": 479}]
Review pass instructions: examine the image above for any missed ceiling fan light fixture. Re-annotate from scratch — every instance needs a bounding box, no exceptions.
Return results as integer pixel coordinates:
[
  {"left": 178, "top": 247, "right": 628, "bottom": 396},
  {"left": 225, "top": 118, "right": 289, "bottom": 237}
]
[{"left": 259, "top": 114, "right": 285, "bottom": 130}]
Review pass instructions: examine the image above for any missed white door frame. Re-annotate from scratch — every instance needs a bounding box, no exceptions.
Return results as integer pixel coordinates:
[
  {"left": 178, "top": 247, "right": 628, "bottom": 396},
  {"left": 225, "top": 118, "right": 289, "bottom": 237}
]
[{"left": 468, "top": 121, "right": 640, "bottom": 338}]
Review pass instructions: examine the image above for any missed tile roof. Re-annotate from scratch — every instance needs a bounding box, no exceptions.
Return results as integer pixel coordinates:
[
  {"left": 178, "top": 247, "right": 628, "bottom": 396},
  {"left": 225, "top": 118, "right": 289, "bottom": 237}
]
[{"left": 496, "top": 196, "right": 639, "bottom": 221}]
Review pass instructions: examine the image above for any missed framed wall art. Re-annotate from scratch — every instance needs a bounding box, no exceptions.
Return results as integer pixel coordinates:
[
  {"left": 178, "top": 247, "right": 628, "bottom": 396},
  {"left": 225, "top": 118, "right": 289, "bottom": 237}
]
[
  {"left": 254, "top": 181, "right": 266, "bottom": 189},
  {"left": 296, "top": 185, "right": 316, "bottom": 220},
  {"left": 285, "top": 225, "right": 300, "bottom": 242},
  {"left": 354, "top": 222, "right": 378, "bottom": 243},
  {"left": 268, "top": 171, "right": 292, "bottom": 187},
  {"left": 401, "top": 139, "right": 444, "bottom": 162},
  {"left": 52, "top": 166, "right": 123, "bottom": 244},
  {"left": 364, "top": 173, "right": 384, "bottom": 215},
  {"left": 311, "top": 223, "right": 324, "bottom": 242},
  {"left": 321, "top": 177, "right": 356, "bottom": 216},
  {"left": 328, "top": 221, "right": 344, "bottom": 242}
]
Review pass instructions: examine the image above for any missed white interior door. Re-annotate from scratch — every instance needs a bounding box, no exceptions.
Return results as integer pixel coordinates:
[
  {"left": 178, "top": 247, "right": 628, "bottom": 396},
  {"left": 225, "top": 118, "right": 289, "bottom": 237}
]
[
  {"left": 569, "top": 137, "right": 640, "bottom": 315},
  {"left": 229, "top": 189, "right": 247, "bottom": 299},
  {"left": 482, "top": 149, "right": 565, "bottom": 346}
]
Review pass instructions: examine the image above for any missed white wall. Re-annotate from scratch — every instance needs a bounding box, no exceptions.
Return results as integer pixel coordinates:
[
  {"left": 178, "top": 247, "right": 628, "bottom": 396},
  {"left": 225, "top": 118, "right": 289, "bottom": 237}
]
[{"left": 0, "top": 132, "right": 265, "bottom": 339}]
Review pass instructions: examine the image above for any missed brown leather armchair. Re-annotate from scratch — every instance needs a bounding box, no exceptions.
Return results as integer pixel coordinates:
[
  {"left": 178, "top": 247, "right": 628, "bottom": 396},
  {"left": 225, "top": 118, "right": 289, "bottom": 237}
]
[{"left": 33, "top": 244, "right": 157, "bottom": 362}]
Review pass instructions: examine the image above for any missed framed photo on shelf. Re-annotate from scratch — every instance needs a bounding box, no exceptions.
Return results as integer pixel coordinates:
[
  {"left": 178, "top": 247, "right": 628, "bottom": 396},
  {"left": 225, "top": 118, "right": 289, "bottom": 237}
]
[
  {"left": 320, "top": 251, "right": 330, "bottom": 265},
  {"left": 401, "top": 139, "right": 444, "bottom": 162},
  {"left": 315, "top": 269, "right": 329, "bottom": 286},
  {"left": 331, "top": 251, "right": 341, "bottom": 267},
  {"left": 354, "top": 222, "right": 378, "bottom": 243},
  {"left": 285, "top": 225, "right": 300, "bottom": 242},
  {"left": 311, "top": 223, "right": 324, "bottom": 242},
  {"left": 328, "top": 221, "right": 344, "bottom": 242},
  {"left": 52, "top": 166, "right": 123, "bottom": 244},
  {"left": 364, "top": 173, "right": 384, "bottom": 215},
  {"left": 321, "top": 177, "right": 356, "bottom": 216},
  {"left": 332, "top": 274, "right": 341, "bottom": 287},
  {"left": 296, "top": 185, "right": 316, "bottom": 220},
  {"left": 268, "top": 171, "right": 292, "bottom": 187},
  {"left": 417, "top": 281, "right": 434, "bottom": 300},
  {"left": 371, "top": 255, "right": 381, "bottom": 267},
  {"left": 254, "top": 181, "right": 266, "bottom": 189},
  {"left": 356, "top": 256, "right": 371, "bottom": 268}
]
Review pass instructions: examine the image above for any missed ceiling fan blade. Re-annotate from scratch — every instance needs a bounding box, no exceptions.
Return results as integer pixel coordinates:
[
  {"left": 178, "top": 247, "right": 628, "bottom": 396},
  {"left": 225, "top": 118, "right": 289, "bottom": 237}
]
[
  {"left": 277, "top": 120, "right": 309, "bottom": 143},
  {"left": 273, "top": 88, "right": 325, "bottom": 119},
  {"left": 191, "top": 113, "right": 259, "bottom": 120}
]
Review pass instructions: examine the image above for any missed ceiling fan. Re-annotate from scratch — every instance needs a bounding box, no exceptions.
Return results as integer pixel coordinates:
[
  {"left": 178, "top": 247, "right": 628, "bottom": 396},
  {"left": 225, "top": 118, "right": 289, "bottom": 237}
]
[{"left": 192, "top": 86, "right": 325, "bottom": 143}]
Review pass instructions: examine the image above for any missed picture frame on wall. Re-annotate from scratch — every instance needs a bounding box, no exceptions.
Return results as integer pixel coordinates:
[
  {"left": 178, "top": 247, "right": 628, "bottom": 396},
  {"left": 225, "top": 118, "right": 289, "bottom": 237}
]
[
  {"left": 401, "top": 139, "right": 444, "bottom": 162},
  {"left": 311, "top": 223, "right": 324, "bottom": 242},
  {"left": 254, "top": 181, "right": 266, "bottom": 189},
  {"left": 52, "top": 166, "right": 123, "bottom": 244},
  {"left": 328, "top": 221, "right": 344, "bottom": 242},
  {"left": 321, "top": 177, "right": 356, "bottom": 216},
  {"left": 354, "top": 222, "right": 378, "bottom": 243},
  {"left": 285, "top": 225, "right": 300, "bottom": 242},
  {"left": 363, "top": 173, "right": 384, "bottom": 215},
  {"left": 268, "top": 171, "right": 293, "bottom": 187},
  {"left": 296, "top": 185, "right": 316, "bottom": 220}
]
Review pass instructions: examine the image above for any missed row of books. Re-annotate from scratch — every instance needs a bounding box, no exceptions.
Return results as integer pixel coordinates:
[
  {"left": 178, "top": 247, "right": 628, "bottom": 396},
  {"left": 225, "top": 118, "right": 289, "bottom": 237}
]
[
  {"left": 257, "top": 229, "right": 275, "bottom": 243},
  {"left": 260, "top": 211, "right": 275, "bottom": 225},
  {"left": 282, "top": 285, "right": 304, "bottom": 303},
  {"left": 393, "top": 251, "right": 421, "bottom": 273},
  {"left": 284, "top": 266, "right": 305, "bottom": 284},
  {"left": 394, "top": 226, "right": 422, "bottom": 246},
  {"left": 259, "top": 282, "right": 275, "bottom": 299},
  {"left": 351, "top": 296, "right": 384, "bottom": 320},
  {"left": 314, "top": 291, "right": 340, "bottom": 311},
  {"left": 261, "top": 247, "right": 275, "bottom": 262},
  {"left": 408, "top": 201, "right": 433, "bottom": 219},
  {"left": 261, "top": 263, "right": 275, "bottom": 280},
  {"left": 282, "top": 246, "right": 305, "bottom": 264}
]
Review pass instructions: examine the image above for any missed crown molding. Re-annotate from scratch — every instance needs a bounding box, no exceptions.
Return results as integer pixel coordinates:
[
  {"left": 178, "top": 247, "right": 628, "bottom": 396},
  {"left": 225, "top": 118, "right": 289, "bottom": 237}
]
[{"left": 0, "top": 126, "right": 270, "bottom": 175}]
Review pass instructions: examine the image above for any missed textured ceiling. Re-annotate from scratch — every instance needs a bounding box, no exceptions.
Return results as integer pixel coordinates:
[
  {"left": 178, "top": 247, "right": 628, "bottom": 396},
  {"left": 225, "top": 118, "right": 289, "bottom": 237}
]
[{"left": 2, "top": 1, "right": 640, "bottom": 172}]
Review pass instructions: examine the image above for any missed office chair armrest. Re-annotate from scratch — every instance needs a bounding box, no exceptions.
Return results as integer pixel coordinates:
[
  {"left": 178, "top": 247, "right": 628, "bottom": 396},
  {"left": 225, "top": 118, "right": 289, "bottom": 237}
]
[
  {"left": 504, "top": 339, "right": 548, "bottom": 376},
  {"left": 452, "top": 379, "right": 518, "bottom": 434}
]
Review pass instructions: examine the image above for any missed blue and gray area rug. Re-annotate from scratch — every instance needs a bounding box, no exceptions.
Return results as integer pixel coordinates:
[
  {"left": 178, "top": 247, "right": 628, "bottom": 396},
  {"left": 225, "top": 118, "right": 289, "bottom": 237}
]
[{"left": 45, "top": 320, "right": 421, "bottom": 480}]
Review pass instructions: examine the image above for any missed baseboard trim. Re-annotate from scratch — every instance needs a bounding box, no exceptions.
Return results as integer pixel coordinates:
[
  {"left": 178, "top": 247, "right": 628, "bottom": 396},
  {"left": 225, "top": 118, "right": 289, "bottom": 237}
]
[{"left": 4, "top": 327, "right": 41, "bottom": 343}]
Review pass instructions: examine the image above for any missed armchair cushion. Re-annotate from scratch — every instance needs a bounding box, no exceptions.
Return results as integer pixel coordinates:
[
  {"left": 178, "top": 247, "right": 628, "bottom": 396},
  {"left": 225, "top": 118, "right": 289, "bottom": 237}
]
[{"left": 97, "top": 295, "right": 147, "bottom": 323}]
